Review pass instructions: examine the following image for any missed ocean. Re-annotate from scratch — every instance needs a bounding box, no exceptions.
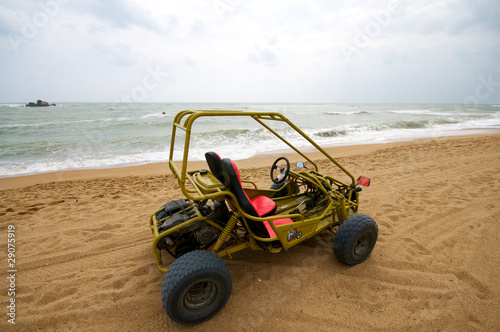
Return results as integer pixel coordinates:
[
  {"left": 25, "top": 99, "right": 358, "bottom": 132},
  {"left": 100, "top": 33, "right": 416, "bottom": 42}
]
[{"left": 1, "top": 103, "right": 499, "bottom": 178}]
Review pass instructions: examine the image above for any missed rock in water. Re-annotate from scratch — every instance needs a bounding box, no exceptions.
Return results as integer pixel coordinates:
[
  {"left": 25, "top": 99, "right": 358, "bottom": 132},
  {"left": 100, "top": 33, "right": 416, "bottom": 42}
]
[{"left": 26, "top": 100, "right": 56, "bottom": 107}]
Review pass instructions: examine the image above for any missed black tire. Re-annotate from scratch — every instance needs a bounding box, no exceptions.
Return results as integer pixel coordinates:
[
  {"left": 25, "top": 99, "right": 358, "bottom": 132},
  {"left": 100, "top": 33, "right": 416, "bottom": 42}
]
[
  {"left": 174, "top": 240, "right": 199, "bottom": 258},
  {"left": 270, "top": 181, "right": 286, "bottom": 190},
  {"left": 270, "top": 180, "right": 288, "bottom": 199},
  {"left": 333, "top": 214, "right": 378, "bottom": 266},
  {"left": 271, "top": 180, "right": 300, "bottom": 198},
  {"left": 161, "top": 250, "right": 232, "bottom": 325}
]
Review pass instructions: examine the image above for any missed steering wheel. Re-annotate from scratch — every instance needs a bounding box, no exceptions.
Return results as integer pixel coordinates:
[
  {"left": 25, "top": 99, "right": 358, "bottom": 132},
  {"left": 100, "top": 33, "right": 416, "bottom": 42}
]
[{"left": 270, "top": 157, "right": 290, "bottom": 184}]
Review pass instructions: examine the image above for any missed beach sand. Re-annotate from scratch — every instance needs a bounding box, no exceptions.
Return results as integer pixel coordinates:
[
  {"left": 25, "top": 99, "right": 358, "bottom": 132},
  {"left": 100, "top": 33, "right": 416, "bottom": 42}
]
[{"left": 1, "top": 134, "right": 499, "bottom": 331}]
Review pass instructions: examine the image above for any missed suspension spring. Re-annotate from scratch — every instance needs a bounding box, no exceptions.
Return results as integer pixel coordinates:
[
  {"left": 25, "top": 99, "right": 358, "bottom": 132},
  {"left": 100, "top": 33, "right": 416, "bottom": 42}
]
[{"left": 212, "top": 214, "right": 238, "bottom": 252}]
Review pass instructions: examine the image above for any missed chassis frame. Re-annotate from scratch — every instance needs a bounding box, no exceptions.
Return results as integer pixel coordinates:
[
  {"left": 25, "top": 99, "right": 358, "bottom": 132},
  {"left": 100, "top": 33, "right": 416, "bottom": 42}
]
[{"left": 149, "top": 110, "right": 364, "bottom": 273}]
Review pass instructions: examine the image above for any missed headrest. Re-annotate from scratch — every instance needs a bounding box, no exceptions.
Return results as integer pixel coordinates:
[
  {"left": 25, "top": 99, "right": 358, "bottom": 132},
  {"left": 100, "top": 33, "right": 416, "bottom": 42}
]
[
  {"left": 221, "top": 158, "right": 258, "bottom": 217},
  {"left": 205, "top": 152, "right": 224, "bottom": 184}
]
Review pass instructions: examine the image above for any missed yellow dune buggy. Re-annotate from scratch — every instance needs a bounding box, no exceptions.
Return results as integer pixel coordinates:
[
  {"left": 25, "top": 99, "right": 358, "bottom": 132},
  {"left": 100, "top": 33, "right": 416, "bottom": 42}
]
[{"left": 149, "top": 110, "right": 377, "bottom": 325}]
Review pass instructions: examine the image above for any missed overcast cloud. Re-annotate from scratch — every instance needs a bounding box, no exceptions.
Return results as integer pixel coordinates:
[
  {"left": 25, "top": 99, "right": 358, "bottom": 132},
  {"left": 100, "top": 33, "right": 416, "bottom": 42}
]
[{"left": 0, "top": 0, "right": 499, "bottom": 103}]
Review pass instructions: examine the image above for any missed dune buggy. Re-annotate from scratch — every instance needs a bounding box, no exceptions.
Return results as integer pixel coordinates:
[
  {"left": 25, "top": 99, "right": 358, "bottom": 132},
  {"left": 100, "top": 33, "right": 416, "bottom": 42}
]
[{"left": 149, "top": 110, "right": 377, "bottom": 325}]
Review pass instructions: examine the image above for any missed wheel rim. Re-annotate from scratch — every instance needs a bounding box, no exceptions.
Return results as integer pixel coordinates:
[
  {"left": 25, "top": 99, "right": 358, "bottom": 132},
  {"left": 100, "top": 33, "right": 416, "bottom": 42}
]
[
  {"left": 353, "top": 233, "right": 372, "bottom": 257},
  {"left": 183, "top": 281, "right": 218, "bottom": 312}
]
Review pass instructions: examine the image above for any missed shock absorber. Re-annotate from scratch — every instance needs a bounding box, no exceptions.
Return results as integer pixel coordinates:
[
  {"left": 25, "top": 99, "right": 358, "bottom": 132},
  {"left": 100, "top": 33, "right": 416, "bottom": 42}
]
[{"left": 212, "top": 214, "right": 238, "bottom": 252}]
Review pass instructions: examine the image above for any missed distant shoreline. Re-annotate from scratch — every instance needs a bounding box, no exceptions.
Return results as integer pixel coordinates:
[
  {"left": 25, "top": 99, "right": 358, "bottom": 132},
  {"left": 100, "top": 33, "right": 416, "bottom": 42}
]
[
  {"left": 1, "top": 127, "right": 499, "bottom": 180},
  {"left": 1, "top": 103, "right": 499, "bottom": 179},
  {"left": 1, "top": 132, "right": 499, "bottom": 190}
]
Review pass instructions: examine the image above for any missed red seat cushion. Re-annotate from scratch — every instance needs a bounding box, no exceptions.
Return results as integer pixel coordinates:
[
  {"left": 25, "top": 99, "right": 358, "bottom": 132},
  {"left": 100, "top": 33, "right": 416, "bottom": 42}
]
[
  {"left": 263, "top": 217, "right": 294, "bottom": 238},
  {"left": 221, "top": 158, "right": 280, "bottom": 238},
  {"left": 251, "top": 196, "right": 277, "bottom": 217}
]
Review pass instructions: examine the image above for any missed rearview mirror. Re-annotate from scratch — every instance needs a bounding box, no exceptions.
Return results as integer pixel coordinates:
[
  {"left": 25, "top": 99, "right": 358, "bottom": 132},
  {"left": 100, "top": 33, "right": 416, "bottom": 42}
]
[{"left": 296, "top": 161, "right": 305, "bottom": 168}]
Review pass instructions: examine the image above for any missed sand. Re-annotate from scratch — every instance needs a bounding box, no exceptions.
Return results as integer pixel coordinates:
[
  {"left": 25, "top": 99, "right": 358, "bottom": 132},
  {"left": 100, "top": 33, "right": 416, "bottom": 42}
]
[{"left": 1, "top": 134, "right": 499, "bottom": 331}]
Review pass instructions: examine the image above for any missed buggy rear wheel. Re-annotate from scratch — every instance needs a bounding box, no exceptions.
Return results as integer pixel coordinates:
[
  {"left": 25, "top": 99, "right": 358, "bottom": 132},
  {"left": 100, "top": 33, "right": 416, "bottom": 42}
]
[
  {"left": 174, "top": 240, "right": 199, "bottom": 258},
  {"left": 333, "top": 214, "right": 378, "bottom": 266},
  {"left": 161, "top": 250, "right": 232, "bottom": 325}
]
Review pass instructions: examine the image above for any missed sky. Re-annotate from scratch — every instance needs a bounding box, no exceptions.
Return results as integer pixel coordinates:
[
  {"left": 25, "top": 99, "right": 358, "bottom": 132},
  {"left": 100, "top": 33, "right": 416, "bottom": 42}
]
[{"left": 0, "top": 0, "right": 499, "bottom": 104}]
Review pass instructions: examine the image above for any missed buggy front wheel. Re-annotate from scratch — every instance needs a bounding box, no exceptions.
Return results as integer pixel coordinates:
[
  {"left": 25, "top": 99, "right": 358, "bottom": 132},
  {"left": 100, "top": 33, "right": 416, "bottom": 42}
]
[
  {"left": 161, "top": 250, "right": 232, "bottom": 325},
  {"left": 333, "top": 214, "right": 378, "bottom": 266}
]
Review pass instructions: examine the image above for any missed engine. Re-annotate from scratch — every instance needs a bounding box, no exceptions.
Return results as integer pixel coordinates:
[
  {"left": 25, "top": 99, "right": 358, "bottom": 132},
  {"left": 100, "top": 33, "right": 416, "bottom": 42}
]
[
  {"left": 155, "top": 199, "right": 229, "bottom": 257},
  {"left": 194, "top": 226, "right": 220, "bottom": 244}
]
